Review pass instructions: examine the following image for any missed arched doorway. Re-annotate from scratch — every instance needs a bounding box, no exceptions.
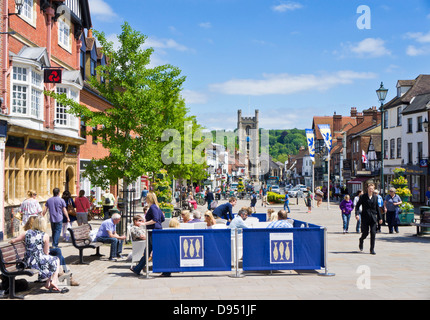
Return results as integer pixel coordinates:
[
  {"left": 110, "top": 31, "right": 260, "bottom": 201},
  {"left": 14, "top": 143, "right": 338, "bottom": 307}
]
[{"left": 65, "top": 167, "right": 75, "bottom": 193}]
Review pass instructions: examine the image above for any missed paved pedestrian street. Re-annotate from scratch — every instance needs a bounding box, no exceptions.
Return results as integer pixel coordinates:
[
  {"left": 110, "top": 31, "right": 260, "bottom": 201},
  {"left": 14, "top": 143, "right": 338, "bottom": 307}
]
[{"left": 2, "top": 198, "right": 429, "bottom": 301}]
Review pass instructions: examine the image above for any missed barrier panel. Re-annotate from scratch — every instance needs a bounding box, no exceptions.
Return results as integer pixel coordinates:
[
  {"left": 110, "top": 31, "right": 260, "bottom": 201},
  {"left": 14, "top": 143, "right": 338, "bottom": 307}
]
[
  {"left": 252, "top": 213, "right": 267, "bottom": 222},
  {"left": 242, "top": 220, "right": 325, "bottom": 271},
  {"left": 152, "top": 229, "right": 231, "bottom": 273}
]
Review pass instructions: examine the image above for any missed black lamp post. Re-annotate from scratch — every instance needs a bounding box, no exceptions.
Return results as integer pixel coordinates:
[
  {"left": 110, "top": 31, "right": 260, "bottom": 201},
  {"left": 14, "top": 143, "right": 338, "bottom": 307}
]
[{"left": 376, "top": 82, "right": 388, "bottom": 195}]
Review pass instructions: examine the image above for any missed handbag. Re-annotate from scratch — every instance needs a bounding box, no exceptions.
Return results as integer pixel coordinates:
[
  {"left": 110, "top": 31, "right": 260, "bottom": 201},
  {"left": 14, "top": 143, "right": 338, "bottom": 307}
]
[{"left": 67, "top": 199, "right": 76, "bottom": 217}]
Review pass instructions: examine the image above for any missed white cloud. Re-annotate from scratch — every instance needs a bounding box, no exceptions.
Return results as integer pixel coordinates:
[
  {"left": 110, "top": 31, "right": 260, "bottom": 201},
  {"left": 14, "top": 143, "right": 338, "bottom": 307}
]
[
  {"left": 406, "top": 45, "right": 430, "bottom": 56},
  {"left": 208, "top": 71, "right": 377, "bottom": 96},
  {"left": 405, "top": 31, "right": 430, "bottom": 43},
  {"left": 103, "top": 34, "right": 187, "bottom": 68},
  {"left": 182, "top": 90, "right": 208, "bottom": 104},
  {"left": 271, "top": 2, "right": 303, "bottom": 12},
  {"left": 349, "top": 38, "right": 391, "bottom": 58},
  {"left": 144, "top": 37, "right": 191, "bottom": 53},
  {"left": 89, "top": 0, "right": 117, "bottom": 20},
  {"left": 199, "top": 22, "right": 212, "bottom": 29},
  {"left": 404, "top": 31, "right": 430, "bottom": 56}
]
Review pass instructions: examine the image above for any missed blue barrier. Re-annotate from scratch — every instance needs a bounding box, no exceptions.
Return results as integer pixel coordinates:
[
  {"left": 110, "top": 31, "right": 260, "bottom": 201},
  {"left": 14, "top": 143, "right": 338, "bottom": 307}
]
[
  {"left": 150, "top": 217, "right": 330, "bottom": 276},
  {"left": 152, "top": 229, "right": 231, "bottom": 273},
  {"left": 242, "top": 221, "right": 325, "bottom": 271},
  {"left": 251, "top": 213, "right": 267, "bottom": 222}
]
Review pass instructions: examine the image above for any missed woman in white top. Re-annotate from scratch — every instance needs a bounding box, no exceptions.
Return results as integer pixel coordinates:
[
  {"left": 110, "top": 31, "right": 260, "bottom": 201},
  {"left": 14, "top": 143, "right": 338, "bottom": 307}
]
[{"left": 19, "top": 190, "right": 42, "bottom": 226}]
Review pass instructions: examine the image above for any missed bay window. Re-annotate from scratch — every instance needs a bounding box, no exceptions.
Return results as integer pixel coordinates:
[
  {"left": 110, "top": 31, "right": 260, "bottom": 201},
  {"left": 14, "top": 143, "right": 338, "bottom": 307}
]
[{"left": 11, "top": 65, "right": 43, "bottom": 120}]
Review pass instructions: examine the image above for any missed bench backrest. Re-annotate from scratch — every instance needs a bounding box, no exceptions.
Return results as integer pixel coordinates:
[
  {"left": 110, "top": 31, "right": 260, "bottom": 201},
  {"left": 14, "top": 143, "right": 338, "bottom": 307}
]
[
  {"left": 0, "top": 242, "right": 26, "bottom": 274},
  {"left": 70, "top": 224, "right": 92, "bottom": 240},
  {"left": 422, "top": 211, "right": 430, "bottom": 224}
]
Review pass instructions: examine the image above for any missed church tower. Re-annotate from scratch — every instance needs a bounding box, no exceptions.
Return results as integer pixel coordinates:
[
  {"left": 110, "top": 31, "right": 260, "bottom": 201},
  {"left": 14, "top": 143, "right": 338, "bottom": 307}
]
[{"left": 237, "top": 109, "right": 260, "bottom": 182}]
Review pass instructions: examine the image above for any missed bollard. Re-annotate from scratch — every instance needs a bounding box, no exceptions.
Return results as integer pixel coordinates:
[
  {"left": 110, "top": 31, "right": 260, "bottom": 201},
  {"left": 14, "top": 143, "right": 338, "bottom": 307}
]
[
  {"left": 318, "top": 227, "right": 335, "bottom": 277},
  {"left": 229, "top": 228, "right": 244, "bottom": 278},
  {"left": 143, "top": 229, "right": 154, "bottom": 280}
]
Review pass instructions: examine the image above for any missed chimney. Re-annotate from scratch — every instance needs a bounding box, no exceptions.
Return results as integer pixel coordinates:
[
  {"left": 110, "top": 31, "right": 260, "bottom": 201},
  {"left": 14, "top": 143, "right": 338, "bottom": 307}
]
[
  {"left": 350, "top": 107, "right": 357, "bottom": 118},
  {"left": 356, "top": 112, "right": 364, "bottom": 124},
  {"left": 333, "top": 113, "right": 342, "bottom": 132}
]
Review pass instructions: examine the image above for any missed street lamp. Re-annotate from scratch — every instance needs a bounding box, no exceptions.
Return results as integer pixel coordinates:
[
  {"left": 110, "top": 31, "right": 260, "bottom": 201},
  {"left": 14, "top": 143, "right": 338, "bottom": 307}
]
[
  {"left": 10, "top": 0, "right": 25, "bottom": 15},
  {"left": 376, "top": 82, "right": 388, "bottom": 195}
]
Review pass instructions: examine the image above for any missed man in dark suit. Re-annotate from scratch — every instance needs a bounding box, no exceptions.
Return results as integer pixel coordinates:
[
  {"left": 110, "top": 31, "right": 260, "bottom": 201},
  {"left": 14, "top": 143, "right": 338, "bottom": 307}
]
[{"left": 355, "top": 183, "right": 383, "bottom": 255}]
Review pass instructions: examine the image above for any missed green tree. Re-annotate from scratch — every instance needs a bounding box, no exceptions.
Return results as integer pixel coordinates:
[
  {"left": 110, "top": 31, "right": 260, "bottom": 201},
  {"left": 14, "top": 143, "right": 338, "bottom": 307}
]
[{"left": 46, "top": 22, "right": 187, "bottom": 189}]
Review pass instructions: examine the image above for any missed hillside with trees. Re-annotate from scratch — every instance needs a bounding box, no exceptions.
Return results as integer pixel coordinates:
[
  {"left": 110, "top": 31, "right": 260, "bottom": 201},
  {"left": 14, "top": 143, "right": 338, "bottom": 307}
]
[{"left": 268, "top": 129, "right": 307, "bottom": 163}]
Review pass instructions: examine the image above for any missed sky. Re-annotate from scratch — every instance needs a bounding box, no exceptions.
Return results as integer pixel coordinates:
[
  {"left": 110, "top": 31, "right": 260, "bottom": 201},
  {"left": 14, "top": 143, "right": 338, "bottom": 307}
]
[{"left": 88, "top": 0, "right": 430, "bottom": 131}]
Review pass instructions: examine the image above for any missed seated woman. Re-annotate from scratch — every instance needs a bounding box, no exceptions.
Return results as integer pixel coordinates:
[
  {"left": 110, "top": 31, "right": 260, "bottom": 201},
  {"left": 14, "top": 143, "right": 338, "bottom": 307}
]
[
  {"left": 169, "top": 218, "right": 180, "bottom": 228},
  {"left": 204, "top": 211, "right": 216, "bottom": 229},
  {"left": 181, "top": 210, "right": 191, "bottom": 223},
  {"left": 9, "top": 216, "right": 67, "bottom": 293}
]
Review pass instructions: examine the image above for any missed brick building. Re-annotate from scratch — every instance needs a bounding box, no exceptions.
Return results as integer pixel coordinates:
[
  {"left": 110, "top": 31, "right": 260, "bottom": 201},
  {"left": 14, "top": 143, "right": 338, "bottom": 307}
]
[
  {"left": 1, "top": 0, "right": 91, "bottom": 239},
  {"left": 78, "top": 29, "right": 118, "bottom": 203}
]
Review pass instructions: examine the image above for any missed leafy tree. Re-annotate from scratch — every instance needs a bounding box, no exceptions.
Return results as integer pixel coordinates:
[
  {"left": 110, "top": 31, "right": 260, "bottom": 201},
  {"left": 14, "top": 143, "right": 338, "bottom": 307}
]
[{"left": 46, "top": 22, "right": 194, "bottom": 189}]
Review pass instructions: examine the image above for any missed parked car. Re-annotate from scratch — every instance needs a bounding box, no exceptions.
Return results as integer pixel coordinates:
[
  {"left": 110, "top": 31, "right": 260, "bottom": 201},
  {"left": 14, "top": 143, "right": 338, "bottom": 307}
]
[
  {"left": 288, "top": 186, "right": 304, "bottom": 198},
  {"left": 270, "top": 185, "right": 280, "bottom": 194}
]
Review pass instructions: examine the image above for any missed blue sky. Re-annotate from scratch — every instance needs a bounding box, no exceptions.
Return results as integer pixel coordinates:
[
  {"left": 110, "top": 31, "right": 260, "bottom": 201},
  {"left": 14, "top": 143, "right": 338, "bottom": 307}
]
[{"left": 88, "top": 0, "right": 430, "bottom": 130}]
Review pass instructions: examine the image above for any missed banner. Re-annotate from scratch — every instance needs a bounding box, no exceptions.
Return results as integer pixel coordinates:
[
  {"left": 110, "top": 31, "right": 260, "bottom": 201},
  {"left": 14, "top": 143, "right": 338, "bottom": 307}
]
[
  {"left": 305, "top": 129, "right": 315, "bottom": 164},
  {"left": 152, "top": 229, "right": 231, "bottom": 273},
  {"left": 362, "top": 150, "right": 368, "bottom": 164},
  {"left": 317, "top": 124, "right": 332, "bottom": 152}
]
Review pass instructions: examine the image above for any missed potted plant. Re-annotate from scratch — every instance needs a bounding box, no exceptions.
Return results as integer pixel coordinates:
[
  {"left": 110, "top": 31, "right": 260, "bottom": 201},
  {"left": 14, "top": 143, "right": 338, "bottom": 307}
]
[
  {"left": 152, "top": 169, "right": 173, "bottom": 218},
  {"left": 398, "top": 202, "right": 415, "bottom": 225},
  {"left": 395, "top": 186, "right": 412, "bottom": 202}
]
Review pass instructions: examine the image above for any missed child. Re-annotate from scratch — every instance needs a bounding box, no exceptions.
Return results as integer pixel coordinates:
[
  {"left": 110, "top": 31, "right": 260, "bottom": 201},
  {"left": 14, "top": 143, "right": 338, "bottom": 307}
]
[
  {"left": 283, "top": 192, "right": 290, "bottom": 213},
  {"left": 339, "top": 195, "right": 354, "bottom": 233}
]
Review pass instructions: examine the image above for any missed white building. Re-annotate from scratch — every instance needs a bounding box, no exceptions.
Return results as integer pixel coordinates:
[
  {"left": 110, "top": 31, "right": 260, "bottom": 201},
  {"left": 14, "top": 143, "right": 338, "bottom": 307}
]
[
  {"left": 206, "top": 143, "right": 228, "bottom": 190},
  {"left": 401, "top": 92, "right": 429, "bottom": 203},
  {"left": 381, "top": 75, "right": 430, "bottom": 189}
]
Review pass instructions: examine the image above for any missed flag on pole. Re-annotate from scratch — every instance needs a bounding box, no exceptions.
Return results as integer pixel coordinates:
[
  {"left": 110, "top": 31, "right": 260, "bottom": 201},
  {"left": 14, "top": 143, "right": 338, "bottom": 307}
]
[
  {"left": 317, "top": 124, "right": 333, "bottom": 152},
  {"left": 305, "top": 129, "right": 315, "bottom": 164},
  {"left": 362, "top": 150, "right": 368, "bottom": 164}
]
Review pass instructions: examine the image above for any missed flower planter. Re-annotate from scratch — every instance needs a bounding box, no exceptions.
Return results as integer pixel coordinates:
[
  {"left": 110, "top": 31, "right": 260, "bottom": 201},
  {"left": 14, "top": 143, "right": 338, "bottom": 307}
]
[
  {"left": 161, "top": 208, "right": 172, "bottom": 218},
  {"left": 398, "top": 211, "right": 414, "bottom": 225}
]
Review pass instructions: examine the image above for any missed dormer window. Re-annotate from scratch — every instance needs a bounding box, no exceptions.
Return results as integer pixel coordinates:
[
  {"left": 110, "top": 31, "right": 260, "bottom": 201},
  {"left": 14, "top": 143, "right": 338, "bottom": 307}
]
[{"left": 90, "top": 57, "right": 96, "bottom": 76}]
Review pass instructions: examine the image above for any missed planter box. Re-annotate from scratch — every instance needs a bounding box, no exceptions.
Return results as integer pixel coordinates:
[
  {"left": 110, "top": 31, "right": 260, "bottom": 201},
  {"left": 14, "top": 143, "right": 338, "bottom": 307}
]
[
  {"left": 161, "top": 208, "right": 172, "bottom": 218},
  {"left": 398, "top": 212, "right": 414, "bottom": 225}
]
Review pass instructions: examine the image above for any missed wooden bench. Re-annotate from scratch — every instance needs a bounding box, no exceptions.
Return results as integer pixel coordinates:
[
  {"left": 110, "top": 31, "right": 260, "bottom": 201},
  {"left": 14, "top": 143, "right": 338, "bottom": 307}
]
[
  {"left": 68, "top": 224, "right": 104, "bottom": 264},
  {"left": 0, "top": 241, "right": 34, "bottom": 299},
  {"left": 412, "top": 211, "right": 430, "bottom": 236}
]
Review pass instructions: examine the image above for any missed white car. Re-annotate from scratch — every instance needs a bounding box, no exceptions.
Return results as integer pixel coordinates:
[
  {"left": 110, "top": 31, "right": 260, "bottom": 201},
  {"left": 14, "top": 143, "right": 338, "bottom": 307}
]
[
  {"left": 288, "top": 186, "right": 304, "bottom": 198},
  {"left": 270, "top": 185, "right": 280, "bottom": 194}
]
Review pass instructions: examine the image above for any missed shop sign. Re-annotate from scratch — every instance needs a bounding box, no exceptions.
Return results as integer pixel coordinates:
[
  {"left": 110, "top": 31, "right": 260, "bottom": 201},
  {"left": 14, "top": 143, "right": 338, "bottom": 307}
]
[
  {"left": 49, "top": 143, "right": 65, "bottom": 152},
  {"left": 44, "top": 69, "right": 62, "bottom": 84}
]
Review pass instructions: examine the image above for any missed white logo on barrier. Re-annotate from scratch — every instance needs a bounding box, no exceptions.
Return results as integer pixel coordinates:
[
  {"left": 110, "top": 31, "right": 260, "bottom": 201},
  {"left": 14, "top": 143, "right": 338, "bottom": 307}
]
[
  {"left": 180, "top": 236, "right": 204, "bottom": 267},
  {"left": 270, "top": 233, "right": 294, "bottom": 264}
]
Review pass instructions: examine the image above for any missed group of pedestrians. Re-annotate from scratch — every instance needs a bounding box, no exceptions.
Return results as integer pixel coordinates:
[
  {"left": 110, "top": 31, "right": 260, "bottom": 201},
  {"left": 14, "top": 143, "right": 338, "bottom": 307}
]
[
  {"left": 8, "top": 187, "right": 90, "bottom": 293},
  {"left": 339, "top": 183, "right": 403, "bottom": 255}
]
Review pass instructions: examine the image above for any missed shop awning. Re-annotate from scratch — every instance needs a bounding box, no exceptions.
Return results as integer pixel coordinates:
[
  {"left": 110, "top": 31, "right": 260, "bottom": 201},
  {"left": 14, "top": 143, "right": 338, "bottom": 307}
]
[{"left": 347, "top": 177, "right": 370, "bottom": 184}]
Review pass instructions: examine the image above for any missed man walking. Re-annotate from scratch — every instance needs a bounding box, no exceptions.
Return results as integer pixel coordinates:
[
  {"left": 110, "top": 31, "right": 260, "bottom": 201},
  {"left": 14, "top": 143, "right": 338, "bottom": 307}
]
[
  {"left": 42, "top": 188, "right": 69, "bottom": 248},
  {"left": 355, "top": 183, "right": 382, "bottom": 255}
]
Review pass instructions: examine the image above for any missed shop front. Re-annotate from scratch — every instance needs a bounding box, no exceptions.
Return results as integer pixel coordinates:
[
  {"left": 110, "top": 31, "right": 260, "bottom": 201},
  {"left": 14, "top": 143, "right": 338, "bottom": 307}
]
[
  {"left": 4, "top": 124, "right": 84, "bottom": 238},
  {"left": 402, "top": 165, "right": 428, "bottom": 204}
]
